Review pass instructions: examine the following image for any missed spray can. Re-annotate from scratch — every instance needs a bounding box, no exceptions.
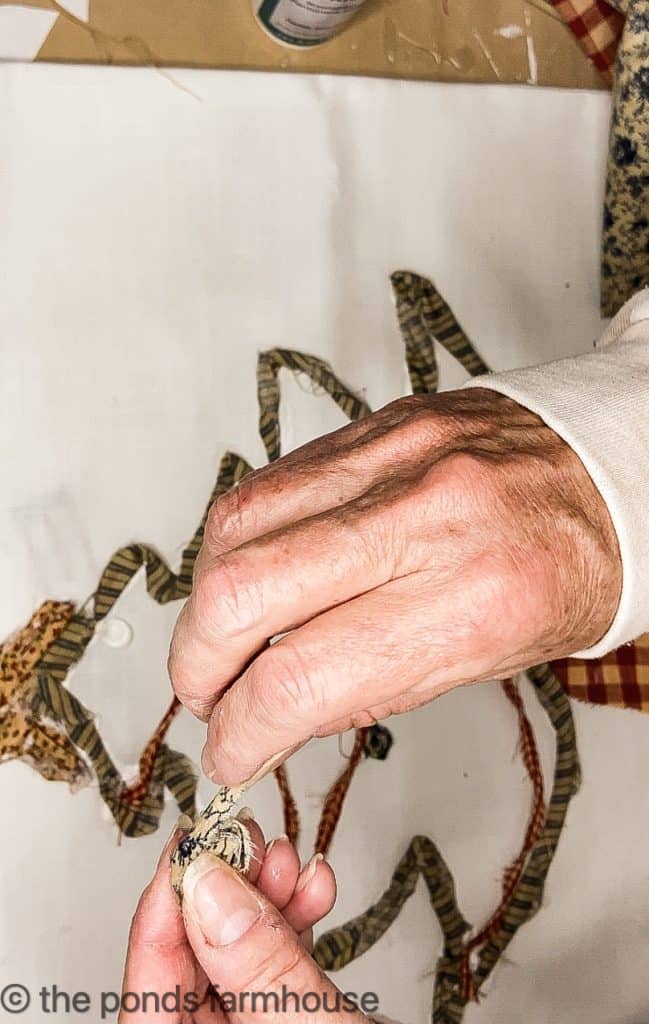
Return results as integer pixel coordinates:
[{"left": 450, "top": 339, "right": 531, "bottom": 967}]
[{"left": 251, "top": 0, "right": 371, "bottom": 48}]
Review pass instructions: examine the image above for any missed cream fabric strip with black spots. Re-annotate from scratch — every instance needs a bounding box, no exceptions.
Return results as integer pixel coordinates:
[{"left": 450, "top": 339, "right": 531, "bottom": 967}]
[{"left": 601, "top": 0, "right": 649, "bottom": 316}]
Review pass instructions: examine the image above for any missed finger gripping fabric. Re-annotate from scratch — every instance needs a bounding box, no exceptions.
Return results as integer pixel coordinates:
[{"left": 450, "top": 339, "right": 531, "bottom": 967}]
[{"left": 170, "top": 784, "right": 252, "bottom": 898}]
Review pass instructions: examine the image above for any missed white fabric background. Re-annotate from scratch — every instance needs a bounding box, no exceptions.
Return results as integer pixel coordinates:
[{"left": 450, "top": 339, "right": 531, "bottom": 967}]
[{"left": 1, "top": 63, "right": 648, "bottom": 1023}]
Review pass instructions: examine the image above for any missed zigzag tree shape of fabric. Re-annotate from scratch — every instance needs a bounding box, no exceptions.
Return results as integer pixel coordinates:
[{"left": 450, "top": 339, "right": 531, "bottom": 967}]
[
  {"left": 27, "top": 450, "right": 253, "bottom": 837},
  {"left": 3, "top": 269, "right": 582, "bottom": 1021},
  {"left": 4, "top": 349, "right": 392, "bottom": 843},
  {"left": 303, "top": 272, "right": 581, "bottom": 1021}
]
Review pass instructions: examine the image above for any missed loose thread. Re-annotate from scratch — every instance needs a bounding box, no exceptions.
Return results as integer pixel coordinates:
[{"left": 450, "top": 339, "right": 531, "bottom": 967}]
[
  {"left": 315, "top": 728, "right": 367, "bottom": 856},
  {"left": 120, "top": 696, "right": 182, "bottom": 809},
  {"left": 274, "top": 762, "right": 300, "bottom": 844},
  {"left": 458, "top": 678, "right": 546, "bottom": 1001}
]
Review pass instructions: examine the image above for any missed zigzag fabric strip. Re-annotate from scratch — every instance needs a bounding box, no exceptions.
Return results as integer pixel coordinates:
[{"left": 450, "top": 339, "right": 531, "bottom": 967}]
[
  {"left": 257, "top": 348, "right": 372, "bottom": 463},
  {"left": 314, "top": 665, "right": 579, "bottom": 1021},
  {"left": 313, "top": 275, "right": 579, "bottom": 1022},
  {"left": 457, "top": 679, "right": 546, "bottom": 999},
  {"left": 25, "top": 451, "right": 253, "bottom": 837},
  {"left": 391, "top": 271, "right": 489, "bottom": 389},
  {"left": 314, "top": 835, "right": 469, "bottom": 971},
  {"left": 256, "top": 344, "right": 388, "bottom": 852},
  {"left": 314, "top": 728, "right": 367, "bottom": 857},
  {"left": 391, "top": 271, "right": 441, "bottom": 394}
]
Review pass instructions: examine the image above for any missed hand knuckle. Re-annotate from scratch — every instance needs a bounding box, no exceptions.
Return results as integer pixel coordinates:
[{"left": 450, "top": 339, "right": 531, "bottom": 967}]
[
  {"left": 192, "top": 557, "right": 262, "bottom": 638},
  {"left": 379, "top": 397, "right": 453, "bottom": 458},
  {"left": 129, "top": 886, "right": 155, "bottom": 945},
  {"left": 349, "top": 709, "right": 377, "bottom": 729},
  {"left": 255, "top": 645, "right": 323, "bottom": 722},
  {"left": 167, "top": 624, "right": 201, "bottom": 708},
  {"left": 205, "top": 494, "right": 239, "bottom": 552},
  {"left": 205, "top": 476, "right": 255, "bottom": 550},
  {"left": 398, "top": 394, "right": 439, "bottom": 429},
  {"left": 436, "top": 451, "right": 497, "bottom": 507},
  {"left": 167, "top": 660, "right": 212, "bottom": 719}
]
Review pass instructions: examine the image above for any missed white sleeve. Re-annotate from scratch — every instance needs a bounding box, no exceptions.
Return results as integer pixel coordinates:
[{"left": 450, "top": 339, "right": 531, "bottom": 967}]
[{"left": 462, "top": 289, "right": 649, "bottom": 659}]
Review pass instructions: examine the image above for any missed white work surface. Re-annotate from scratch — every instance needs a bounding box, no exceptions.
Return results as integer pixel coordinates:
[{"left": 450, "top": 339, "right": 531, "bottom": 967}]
[{"left": 1, "top": 63, "right": 648, "bottom": 1023}]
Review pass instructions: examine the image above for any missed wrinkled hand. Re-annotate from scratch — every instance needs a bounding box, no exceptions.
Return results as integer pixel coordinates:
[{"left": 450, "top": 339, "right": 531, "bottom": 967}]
[
  {"left": 169, "top": 389, "right": 621, "bottom": 786},
  {"left": 120, "top": 820, "right": 362, "bottom": 1024}
]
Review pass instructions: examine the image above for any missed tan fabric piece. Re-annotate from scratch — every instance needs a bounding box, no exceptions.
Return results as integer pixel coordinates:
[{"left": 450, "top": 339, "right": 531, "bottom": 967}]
[{"left": 0, "top": 0, "right": 605, "bottom": 90}]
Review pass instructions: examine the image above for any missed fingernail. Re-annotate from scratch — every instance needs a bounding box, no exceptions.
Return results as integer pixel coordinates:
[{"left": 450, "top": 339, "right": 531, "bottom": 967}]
[
  {"left": 243, "top": 747, "right": 295, "bottom": 786},
  {"left": 201, "top": 706, "right": 221, "bottom": 778},
  {"left": 295, "top": 853, "right": 323, "bottom": 895},
  {"left": 158, "top": 814, "right": 194, "bottom": 867},
  {"left": 203, "top": 745, "right": 294, "bottom": 786},
  {"left": 265, "top": 834, "right": 289, "bottom": 856},
  {"left": 165, "top": 813, "right": 192, "bottom": 844},
  {"left": 201, "top": 744, "right": 216, "bottom": 779},
  {"left": 183, "top": 853, "right": 263, "bottom": 946},
  {"left": 236, "top": 806, "right": 255, "bottom": 822}
]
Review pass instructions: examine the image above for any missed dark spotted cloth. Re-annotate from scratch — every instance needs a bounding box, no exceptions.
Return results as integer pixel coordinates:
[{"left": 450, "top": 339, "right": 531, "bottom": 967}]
[{"left": 601, "top": 0, "right": 649, "bottom": 315}]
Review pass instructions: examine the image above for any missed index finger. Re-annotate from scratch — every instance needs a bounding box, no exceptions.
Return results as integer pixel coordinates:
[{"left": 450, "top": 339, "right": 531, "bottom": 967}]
[
  {"left": 121, "top": 823, "right": 267, "bottom": 1023},
  {"left": 167, "top": 482, "right": 412, "bottom": 723},
  {"left": 169, "top": 397, "right": 442, "bottom": 721},
  {"left": 119, "top": 830, "right": 200, "bottom": 1024}
]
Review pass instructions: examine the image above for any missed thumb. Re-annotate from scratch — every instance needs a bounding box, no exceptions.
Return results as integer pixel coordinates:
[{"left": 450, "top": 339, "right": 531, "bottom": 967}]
[{"left": 181, "top": 853, "right": 369, "bottom": 1023}]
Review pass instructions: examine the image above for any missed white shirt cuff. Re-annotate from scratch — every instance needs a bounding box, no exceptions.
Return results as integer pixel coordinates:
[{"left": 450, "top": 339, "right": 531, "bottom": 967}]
[{"left": 462, "top": 289, "right": 649, "bottom": 659}]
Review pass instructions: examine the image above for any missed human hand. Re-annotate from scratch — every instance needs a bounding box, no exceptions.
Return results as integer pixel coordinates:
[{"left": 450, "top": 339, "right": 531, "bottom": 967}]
[
  {"left": 168, "top": 389, "right": 621, "bottom": 786},
  {"left": 120, "top": 818, "right": 364, "bottom": 1024}
]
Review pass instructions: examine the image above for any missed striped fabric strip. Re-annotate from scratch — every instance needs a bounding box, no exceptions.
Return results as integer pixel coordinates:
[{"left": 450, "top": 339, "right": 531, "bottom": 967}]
[
  {"left": 25, "top": 450, "right": 253, "bottom": 836},
  {"left": 257, "top": 348, "right": 372, "bottom": 463},
  {"left": 314, "top": 663, "right": 579, "bottom": 1020},
  {"left": 391, "top": 272, "right": 489, "bottom": 382},
  {"left": 314, "top": 274, "right": 580, "bottom": 1021},
  {"left": 3, "top": 271, "right": 636, "bottom": 1019}
]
